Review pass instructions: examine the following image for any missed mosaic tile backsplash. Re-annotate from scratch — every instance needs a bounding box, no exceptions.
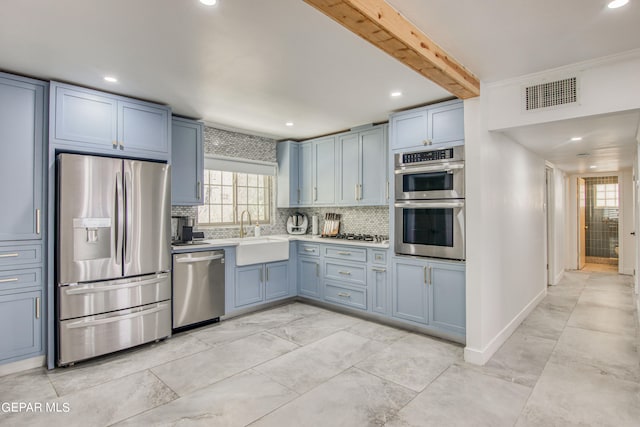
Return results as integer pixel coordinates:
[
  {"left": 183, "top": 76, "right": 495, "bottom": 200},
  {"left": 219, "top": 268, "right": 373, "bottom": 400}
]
[{"left": 172, "top": 125, "right": 390, "bottom": 240}]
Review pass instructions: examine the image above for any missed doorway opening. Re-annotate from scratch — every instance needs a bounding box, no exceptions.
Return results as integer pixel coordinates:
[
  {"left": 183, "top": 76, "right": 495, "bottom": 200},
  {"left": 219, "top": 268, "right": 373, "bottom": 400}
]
[{"left": 578, "top": 176, "right": 619, "bottom": 272}]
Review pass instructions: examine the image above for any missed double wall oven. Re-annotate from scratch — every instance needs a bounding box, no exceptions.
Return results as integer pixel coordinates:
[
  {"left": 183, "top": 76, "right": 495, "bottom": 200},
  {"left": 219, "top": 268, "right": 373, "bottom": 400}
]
[{"left": 394, "top": 146, "right": 465, "bottom": 260}]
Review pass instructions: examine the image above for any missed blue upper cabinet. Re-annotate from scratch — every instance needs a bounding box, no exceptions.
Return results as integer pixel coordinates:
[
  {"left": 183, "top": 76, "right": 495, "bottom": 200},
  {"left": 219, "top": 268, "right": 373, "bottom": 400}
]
[
  {"left": 298, "top": 142, "right": 314, "bottom": 206},
  {"left": 276, "top": 141, "right": 299, "bottom": 208},
  {"left": 390, "top": 99, "right": 464, "bottom": 150},
  {"left": 171, "top": 117, "right": 204, "bottom": 205},
  {"left": 50, "top": 82, "right": 171, "bottom": 161},
  {"left": 313, "top": 136, "right": 336, "bottom": 205},
  {"left": 0, "top": 74, "right": 46, "bottom": 241},
  {"left": 336, "top": 132, "right": 360, "bottom": 204}
]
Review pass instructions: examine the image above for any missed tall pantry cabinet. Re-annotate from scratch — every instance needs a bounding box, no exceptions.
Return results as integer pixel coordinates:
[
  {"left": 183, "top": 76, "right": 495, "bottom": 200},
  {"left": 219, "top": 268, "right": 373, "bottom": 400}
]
[{"left": 0, "top": 72, "right": 47, "bottom": 365}]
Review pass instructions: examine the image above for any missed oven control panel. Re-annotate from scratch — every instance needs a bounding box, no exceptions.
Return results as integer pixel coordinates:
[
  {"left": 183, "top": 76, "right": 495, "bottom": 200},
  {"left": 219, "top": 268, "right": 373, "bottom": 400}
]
[{"left": 402, "top": 148, "right": 454, "bottom": 164}]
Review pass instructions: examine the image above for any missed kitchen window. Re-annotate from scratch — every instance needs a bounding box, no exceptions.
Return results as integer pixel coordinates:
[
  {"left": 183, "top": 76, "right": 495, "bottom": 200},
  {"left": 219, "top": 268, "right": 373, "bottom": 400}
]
[{"left": 197, "top": 156, "right": 276, "bottom": 226}]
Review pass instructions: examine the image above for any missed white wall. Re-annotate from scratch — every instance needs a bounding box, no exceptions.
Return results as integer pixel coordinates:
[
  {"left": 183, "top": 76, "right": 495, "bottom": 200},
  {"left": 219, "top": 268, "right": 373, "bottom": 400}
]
[
  {"left": 464, "top": 94, "right": 547, "bottom": 365},
  {"left": 566, "top": 170, "right": 634, "bottom": 274},
  {"left": 485, "top": 49, "right": 640, "bottom": 132},
  {"left": 549, "top": 164, "right": 567, "bottom": 284}
]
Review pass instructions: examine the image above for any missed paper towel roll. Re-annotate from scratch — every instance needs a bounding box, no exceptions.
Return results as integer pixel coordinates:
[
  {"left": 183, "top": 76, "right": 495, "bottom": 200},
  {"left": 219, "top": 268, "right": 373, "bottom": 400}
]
[{"left": 312, "top": 215, "right": 319, "bottom": 235}]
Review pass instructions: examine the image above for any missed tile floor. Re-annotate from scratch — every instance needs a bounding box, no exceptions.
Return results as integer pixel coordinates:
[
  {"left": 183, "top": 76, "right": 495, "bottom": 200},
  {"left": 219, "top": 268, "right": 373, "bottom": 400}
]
[{"left": 1, "top": 270, "right": 638, "bottom": 426}]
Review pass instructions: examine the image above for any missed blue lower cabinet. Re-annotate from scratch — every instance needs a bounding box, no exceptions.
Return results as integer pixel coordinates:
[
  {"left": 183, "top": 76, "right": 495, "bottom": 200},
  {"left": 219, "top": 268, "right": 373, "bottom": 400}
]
[
  {"left": 265, "top": 261, "right": 289, "bottom": 301},
  {"left": 429, "top": 261, "right": 466, "bottom": 334},
  {"left": 235, "top": 265, "right": 263, "bottom": 307},
  {"left": 370, "top": 265, "right": 388, "bottom": 315},
  {"left": 0, "top": 290, "right": 42, "bottom": 362},
  {"left": 298, "top": 257, "right": 320, "bottom": 299},
  {"left": 392, "top": 259, "right": 429, "bottom": 324},
  {"left": 324, "top": 281, "right": 366, "bottom": 310},
  {"left": 234, "top": 261, "right": 290, "bottom": 309}
]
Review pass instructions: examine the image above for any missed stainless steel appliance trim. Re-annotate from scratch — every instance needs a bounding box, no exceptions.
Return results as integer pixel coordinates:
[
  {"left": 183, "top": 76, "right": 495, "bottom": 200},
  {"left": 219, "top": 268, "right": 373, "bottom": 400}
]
[
  {"left": 394, "top": 201, "right": 464, "bottom": 209},
  {"left": 65, "top": 303, "right": 169, "bottom": 329},
  {"left": 395, "top": 146, "right": 465, "bottom": 168},
  {"left": 394, "top": 162, "right": 464, "bottom": 175},
  {"left": 115, "top": 171, "right": 123, "bottom": 266},
  {"left": 175, "top": 254, "right": 224, "bottom": 263},
  {"left": 124, "top": 169, "right": 132, "bottom": 264},
  {"left": 63, "top": 274, "right": 169, "bottom": 295}
]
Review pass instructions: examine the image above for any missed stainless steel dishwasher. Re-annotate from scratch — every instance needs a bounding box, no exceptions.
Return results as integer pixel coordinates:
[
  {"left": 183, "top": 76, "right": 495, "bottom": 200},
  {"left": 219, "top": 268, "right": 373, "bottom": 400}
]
[{"left": 172, "top": 250, "right": 225, "bottom": 330}]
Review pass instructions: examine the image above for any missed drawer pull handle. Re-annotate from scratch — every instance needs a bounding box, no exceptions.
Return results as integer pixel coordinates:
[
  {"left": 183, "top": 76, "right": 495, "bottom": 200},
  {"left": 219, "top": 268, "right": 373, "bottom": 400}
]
[
  {"left": 36, "top": 209, "right": 41, "bottom": 234},
  {"left": 304, "top": 248, "right": 315, "bottom": 252},
  {"left": 371, "top": 267, "right": 386, "bottom": 272},
  {"left": 0, "top": 253, "right": 19, "bottom": 258},
  {"left": 0, "top": 277, "right": 19, "bottom": 283},
  {"left": 337, "top": 251, "right": 351, "bottom": 255},
  {"left": 338, "top": 270, "right": 352, "bottom": 275},
  {"left": 337, "top": 292, "right": 351, "bottom": 298},
  {"left": 36, "top": 297, "right": 40, "bottom": 319}
]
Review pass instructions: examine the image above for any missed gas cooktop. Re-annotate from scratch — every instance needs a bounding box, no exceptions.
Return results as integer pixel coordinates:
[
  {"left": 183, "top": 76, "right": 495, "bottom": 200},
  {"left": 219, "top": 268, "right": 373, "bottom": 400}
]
[{"left": 321, "top": 234, "right": 388, "bottom": 243}]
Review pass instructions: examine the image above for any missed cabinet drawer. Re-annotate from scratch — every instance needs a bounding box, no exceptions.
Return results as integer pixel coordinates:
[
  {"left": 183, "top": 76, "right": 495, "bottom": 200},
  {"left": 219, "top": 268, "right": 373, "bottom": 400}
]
[
  {"left": 324, "top": 260, "right": 366, "bottom": 286},
  {"left": 0, "top": 268, "right": 41, "bottom": 292},
  {"left": 298, "top": 243, "right": 320, "bottom": 257},
  {"left": 0, "top": 245, "right": 41, "bottom": 268},
  {"left": 324, "top": 282, "right": 366, "bottom": 310},
  {"left": 324, "top": 246, "right": 366, "bottom": 262},
  {"left": 371, "top": 250, "right": 387, "bottom": 265}
]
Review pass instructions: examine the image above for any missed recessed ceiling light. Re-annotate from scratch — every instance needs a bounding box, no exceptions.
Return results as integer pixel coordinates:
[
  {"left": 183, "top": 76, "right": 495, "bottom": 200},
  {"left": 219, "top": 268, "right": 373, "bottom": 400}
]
[
  {"left": 390, "top": 91, "right": 402, "bottom": 97},
  {"left": 571, "top": 137, "right": 583, "bottom": 141},
  {"left": 285, "top": 122, "right": 294, "bottom": 127},
  {"left": 103, "top": 76, "right": 118, "bottom": 83},
  {"left": 200, "top": 0, "right": 217, "bottom": 5},
  {"left": 589, "top": 165, "right": 597, "bottom": 169},
  {"left": 608, "top": 0, "right": 628, "bottom": 8}
]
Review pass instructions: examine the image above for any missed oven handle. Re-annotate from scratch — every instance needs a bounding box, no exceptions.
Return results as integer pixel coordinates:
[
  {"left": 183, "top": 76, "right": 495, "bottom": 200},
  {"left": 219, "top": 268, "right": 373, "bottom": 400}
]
[
  {"left": 394, "top": 162, "right": 464, "bottom": 175},
  {"left": 394, "top": 201, "right": 465, "bottom": 209}
]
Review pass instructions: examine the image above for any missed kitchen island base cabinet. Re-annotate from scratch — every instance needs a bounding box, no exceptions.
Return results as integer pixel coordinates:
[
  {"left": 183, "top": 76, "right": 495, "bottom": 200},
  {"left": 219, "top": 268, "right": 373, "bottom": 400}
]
[{"left": 234, "top": 261, "right": 290, "bottom": 309}]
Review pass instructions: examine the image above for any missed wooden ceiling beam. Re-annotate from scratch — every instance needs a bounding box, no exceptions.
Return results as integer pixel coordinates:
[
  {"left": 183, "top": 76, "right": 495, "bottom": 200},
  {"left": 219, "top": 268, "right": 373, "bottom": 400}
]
[{"left": 304, "top": 0, "right": 480, "bottom": 99}]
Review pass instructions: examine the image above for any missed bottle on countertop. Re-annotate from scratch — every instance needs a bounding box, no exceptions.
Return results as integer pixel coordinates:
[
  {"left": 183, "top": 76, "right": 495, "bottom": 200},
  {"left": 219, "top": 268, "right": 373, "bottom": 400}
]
[{"left": 254, "top": 222, "right": 261, "bottom": 237}]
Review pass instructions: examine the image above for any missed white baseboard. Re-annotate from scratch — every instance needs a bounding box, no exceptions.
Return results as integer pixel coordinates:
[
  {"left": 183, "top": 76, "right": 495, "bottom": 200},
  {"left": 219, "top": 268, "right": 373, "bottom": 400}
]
[
  {"left": 464, "top": 287, "right": 547, "bottom": 366},
  {"left": 0, "top": 356, "right": 45, "bottom": 377},
  {"left": 621, "top": 268, "right": 634, "bottom": 276}
]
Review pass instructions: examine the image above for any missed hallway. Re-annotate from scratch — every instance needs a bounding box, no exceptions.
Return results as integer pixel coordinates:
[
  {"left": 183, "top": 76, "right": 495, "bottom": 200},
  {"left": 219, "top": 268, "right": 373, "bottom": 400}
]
[{"left": 511, "top": 270, "right": 640, "bottom": 425}]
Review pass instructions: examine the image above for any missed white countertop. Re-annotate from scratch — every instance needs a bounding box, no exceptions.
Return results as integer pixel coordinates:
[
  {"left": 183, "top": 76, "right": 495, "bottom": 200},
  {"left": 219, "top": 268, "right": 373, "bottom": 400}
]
[{"left": 172, "top": 234, "right": 389, "bottom": 252}]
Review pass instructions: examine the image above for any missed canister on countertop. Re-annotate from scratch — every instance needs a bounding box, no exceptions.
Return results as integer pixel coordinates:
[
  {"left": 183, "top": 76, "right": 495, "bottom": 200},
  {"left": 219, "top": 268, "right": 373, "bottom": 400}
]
[{"left": 312, "top": 215, "right": 319, "bottom": 235}]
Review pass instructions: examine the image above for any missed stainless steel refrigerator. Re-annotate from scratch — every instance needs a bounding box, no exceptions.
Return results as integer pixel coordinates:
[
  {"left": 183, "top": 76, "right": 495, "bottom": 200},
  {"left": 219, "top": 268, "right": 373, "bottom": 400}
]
[{"left": 56, "top": 153, "right": 171, "bottom": 366}]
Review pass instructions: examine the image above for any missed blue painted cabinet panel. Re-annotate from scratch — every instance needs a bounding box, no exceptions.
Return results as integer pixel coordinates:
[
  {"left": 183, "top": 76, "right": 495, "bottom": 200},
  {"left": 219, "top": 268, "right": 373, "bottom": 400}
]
[
  {"left": 392, "top": 259, "right": 428, "bottom": 324},
  {"left": 429, "top": 261, "right": 466, "bottom": 334},
  {"left": 298, "top": 142, "right": 313, "bottom": 206},
  {"left": 298, "top": 256, "right": 320, "bottom": 299},
  {"left": 265, "top": 261, "right": 289, "bottom": 301},
  {"left": 370, "top": 265, "right": 388, "bottom": 315},
  {"left": 51, "top": 82, "right": 170, "bottom": 160},
  {"left": 337, "top": 132, "right": 359, "bottom": 204},
  {"left": 390, "top": 109, "right": 428, "bottom": 150},
  {"left": 276, "top": 141, "right": 299, "bottom": 208},
  {"left": 0, "top": 75, "right": 45, "bottom": 241},
  {"left": 313, "top": 136, "right": 336, "bottom": 205},
  {"left": 428, "top": 101, "right": 464, "bottom": 145},
  {"left": 53, "top": 85, "right": 118, "bottom": 148},
  {"left": 359, "top": 127, "right": 386, "bottom": 205},
  {"left": 171, "top": 117, "right": 204, "bottom": 205},
  {"left": 0, "top": 290, "right": 42, "bottom": 362},
  {"left": 235, "top": 265, "right": 263, "bottom": 307},
  {"left": 118, "top": 100, "right": 170, "bottom": 155}
]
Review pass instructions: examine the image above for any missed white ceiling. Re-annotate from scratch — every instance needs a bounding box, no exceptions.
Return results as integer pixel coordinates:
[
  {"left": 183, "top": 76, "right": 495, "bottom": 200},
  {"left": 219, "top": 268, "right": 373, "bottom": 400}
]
[{"left": 1, "top": 0, "right": 639, "bottom": 172}]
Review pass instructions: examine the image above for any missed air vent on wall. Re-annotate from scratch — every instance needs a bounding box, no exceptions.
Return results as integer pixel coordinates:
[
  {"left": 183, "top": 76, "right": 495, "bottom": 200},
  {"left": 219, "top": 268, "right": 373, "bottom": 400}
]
[{"left": 524, "top": 77, "right": 578, "bottom": 111}]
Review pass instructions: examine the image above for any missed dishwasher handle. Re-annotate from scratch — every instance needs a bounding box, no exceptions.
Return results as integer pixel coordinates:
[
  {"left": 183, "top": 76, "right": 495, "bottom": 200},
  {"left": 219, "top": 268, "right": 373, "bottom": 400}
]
[{"left": 175, "top": 254, "right": 224, "bottom": 263}]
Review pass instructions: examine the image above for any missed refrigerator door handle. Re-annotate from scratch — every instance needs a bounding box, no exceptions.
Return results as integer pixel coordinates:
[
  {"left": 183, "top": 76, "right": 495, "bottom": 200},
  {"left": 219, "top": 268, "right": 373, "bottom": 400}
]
[
  {"left": 115, "top": 171, "right": 124, "bottom": 266},
  {"left": 124, "top": 170, "right": 132, "bottom": 264}
]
